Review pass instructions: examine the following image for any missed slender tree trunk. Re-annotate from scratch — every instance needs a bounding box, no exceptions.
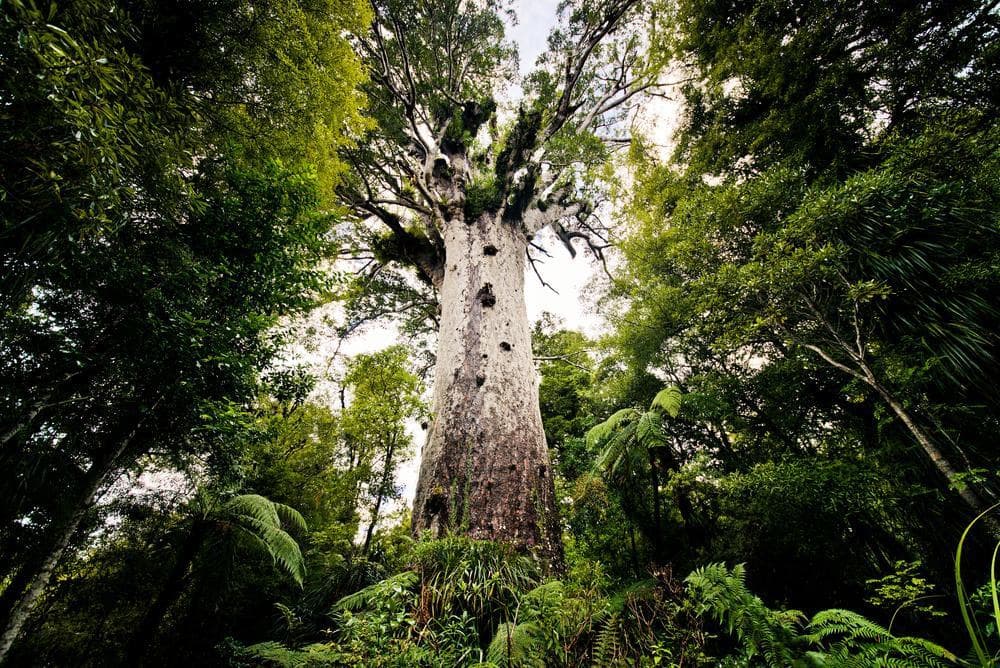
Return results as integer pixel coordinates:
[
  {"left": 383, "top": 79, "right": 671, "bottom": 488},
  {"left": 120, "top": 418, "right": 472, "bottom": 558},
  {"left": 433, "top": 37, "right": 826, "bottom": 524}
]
[
  {"left": 0, "top": 370, "right": 83, "bottom": 449},
  {"left": 796, "top": 325, "right": 1000, "bottom": 534},
  {"left": 363, "top": 439, "right": 397, "bottom": 555},
  {"left": 125, "top": 523, "right": 206, "bottom": 666},
  {"left": 866, "top": 377, "right": 1000, "bottom": 534},
  {"left": 411, "top": 211, "right": 563, "bottom": 569},
  {"left": 628, "top": 526, "right": 639, "bottom": 575},
  {"left": 0, "top": 440, "right": 127, "bottom": 663},
  {"left": 649, "top": 452, "right": 661, "bottom": 540}
]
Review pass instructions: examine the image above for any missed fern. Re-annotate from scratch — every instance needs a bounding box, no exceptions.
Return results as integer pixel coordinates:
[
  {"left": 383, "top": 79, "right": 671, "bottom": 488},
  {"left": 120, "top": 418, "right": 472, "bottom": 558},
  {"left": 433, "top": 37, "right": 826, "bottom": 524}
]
[
  {"left": 486, "top": 621, "right": 546, "bottom": 668},
  {"left": 650, "top": 385, "right": 683, "bottom": 417},
  {"left": 592, "top": 613, "right": 623, "bottom": 666},
  {"left": 685, "top": 564, "right": 959, "bottom": 668},
  {"left": 685, "top": 563, "right": 802, "bottom": 666},
  {"left": 331, "top": 570, "right": 420, "bottom": 612},
  {"left": 586, "top": 408, "right": 640, "bottom": 449},
  {"left": 213, "top": 494, "right": 309, "bottom": 586},
  {"left": 805, "top": 609, "right": 958, "bottom": 668},
  {"left": 239, "top": 640, "right": 347, "bottom": 667}
]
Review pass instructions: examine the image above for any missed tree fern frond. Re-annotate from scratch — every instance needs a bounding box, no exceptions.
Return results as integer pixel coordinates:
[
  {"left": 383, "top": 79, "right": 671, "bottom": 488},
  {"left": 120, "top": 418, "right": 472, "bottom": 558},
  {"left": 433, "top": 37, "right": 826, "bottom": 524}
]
[
  {"left": 234, "top": 518, "right": 306, "bottom": 586},
  {"left": 521, "top": 580, "right": 565, "bottom": 622},
  {"left": 226, "top": 494, "right": 282, "bottom": 528},
  {"left": 593, "top": 613, "right": 622, "bottom": 666},
  {"left": 273, "top": 501, "right": 308, "bottom": 534},
  {"left": 586, "top": 408, "right": 640, "bottom": 449},
  {"left": 331, "top": 570, "right": 420, "bottom": 612},
  {"left": 635, "top": 410, "right": 667, "bottom": 449},
  {"left": 650, "top": 385, "right": 683, "bottom": 417}
]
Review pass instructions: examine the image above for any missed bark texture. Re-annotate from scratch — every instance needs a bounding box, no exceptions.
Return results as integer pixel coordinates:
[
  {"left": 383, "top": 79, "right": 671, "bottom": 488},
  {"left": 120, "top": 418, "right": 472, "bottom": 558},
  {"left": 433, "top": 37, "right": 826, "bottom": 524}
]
[
  {"left": 411, "top": 212, "right": 562, "bottom": 568},
  {"left": 0, "top": 441, "right": 124, "bottom": 663}
]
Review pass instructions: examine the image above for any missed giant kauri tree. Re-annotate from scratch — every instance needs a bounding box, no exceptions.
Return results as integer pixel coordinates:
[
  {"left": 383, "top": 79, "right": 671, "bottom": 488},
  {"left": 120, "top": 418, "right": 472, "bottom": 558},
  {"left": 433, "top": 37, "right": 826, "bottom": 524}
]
[{"left": 341, "top": 0, "right": 668, "bottom": 564}]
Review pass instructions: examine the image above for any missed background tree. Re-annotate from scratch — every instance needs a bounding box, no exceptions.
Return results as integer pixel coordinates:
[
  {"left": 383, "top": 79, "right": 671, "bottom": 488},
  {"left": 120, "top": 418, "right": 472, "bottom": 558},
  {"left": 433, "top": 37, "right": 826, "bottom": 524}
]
[
  {"left": 0, "top": 0, "right": 368, "bottom": 658},
  {"left": 341, "top": 347, "right": 425, "bottom": 554}
]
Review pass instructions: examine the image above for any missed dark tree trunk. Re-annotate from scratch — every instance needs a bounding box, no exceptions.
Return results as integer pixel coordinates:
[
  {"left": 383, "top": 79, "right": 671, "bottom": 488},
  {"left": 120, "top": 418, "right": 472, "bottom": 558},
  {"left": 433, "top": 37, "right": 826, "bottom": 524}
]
[
  {"left": 126, "top": 522, "right": 206, "bottom": 666},
  {"left": 363, "top": 438, "right": 397, "bottom": 555}
]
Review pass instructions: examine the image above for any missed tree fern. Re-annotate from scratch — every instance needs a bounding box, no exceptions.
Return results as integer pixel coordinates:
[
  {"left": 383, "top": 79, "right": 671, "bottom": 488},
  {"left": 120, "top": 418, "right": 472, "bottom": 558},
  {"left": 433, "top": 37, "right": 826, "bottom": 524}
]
[
  {"left": 222, "top": 494, "right": 308, "bottom": 586},
  {"left": 651, "top": 386, "right": 683, "bottom": 417},
  {"left": 586, "top": 408, "right": 640, "bottom": 449},
  {"left": 331, "top": 570, "right": 420, "bottom": 612}
]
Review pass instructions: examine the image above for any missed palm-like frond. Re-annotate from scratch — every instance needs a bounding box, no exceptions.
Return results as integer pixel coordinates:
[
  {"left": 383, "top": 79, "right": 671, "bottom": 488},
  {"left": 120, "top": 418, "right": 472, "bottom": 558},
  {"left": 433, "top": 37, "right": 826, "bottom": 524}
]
[
  {"left": 635, "top": 410, "right": 667, "bottom": 449},
  {"left": 221, "top": 494, "right": 309, "bottom": 586},
  {"left": 585, "top": 408, "right": 640, "bottom": 449},
  {"left": 592, "top": 422, "right": 637, "bottom": 475},
  {"left": 273, "top": 501, "right": 308, "bottom": 534},
  {"left": 234, "top": 518, "right": 306, "bottom": 586},
  {"left": 239, "top": 640, "right": 348, "bottom": 667},
  {"left": 650, "top": 385, "right": 682, "bottom": 417}
]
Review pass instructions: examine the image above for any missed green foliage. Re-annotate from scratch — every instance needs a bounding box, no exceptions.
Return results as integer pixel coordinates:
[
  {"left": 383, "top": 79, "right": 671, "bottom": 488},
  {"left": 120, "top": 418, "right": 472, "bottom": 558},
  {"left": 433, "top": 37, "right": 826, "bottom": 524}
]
[
  {"left": 209, "top": 493, "right": 309, "bottom": 587},
  {"left": 332, "top": 571, "right": 420, "bottom": 613},
  {"left": 687, "top": 564, "right": 958, "bottom": 668},
  {"left": 0, "top": 0, "right": 368, "bottom": 657},
  {"left": 651, "top": 387, "right": 683, "bottom": 418},
  {"left": 866, "top": 561, "right": 946, "bottom": 622},
  {"left": 464, "top": 174, "right": 504, "bottom": 220},
  {"left": 687, "top": 563, "right": 802, "bottom": 666}
]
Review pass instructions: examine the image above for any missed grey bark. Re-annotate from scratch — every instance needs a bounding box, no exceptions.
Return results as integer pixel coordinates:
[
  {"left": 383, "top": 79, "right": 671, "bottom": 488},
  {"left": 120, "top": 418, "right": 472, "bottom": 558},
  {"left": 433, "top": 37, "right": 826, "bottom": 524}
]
[
  {"left": 798, "top": 329, "right": 1000, "bottom": 535},
  {"left": 0, "top": 440, "right": 127, "bottom": 663},
  {"left": 411, "top": 211, "right": 563, "bottom": 569}
]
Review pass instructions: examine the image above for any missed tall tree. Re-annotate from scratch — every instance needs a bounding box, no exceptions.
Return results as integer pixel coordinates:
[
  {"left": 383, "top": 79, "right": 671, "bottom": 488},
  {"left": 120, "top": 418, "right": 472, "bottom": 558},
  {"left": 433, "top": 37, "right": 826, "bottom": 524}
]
[
  {"left": 341, "top": 0, "right": 669, "bottom": 565},
  {"left": 340, "top": 346, "right": 425, "bottom": 555},
  {"left": 0, "top": 0, "right": 368, "bottom": 659},
  {"left": 613, "top": 0, "right": 1000, "bottom": 528}
]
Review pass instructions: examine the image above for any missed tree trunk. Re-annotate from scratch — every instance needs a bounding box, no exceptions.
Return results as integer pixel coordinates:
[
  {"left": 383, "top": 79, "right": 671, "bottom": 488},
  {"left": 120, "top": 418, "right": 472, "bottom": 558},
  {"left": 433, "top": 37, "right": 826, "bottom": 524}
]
[
  {"left": 411, "top": 211, "right": 563, "bottom": 569},
  {"left": 125, "top": 522, "right": 206, "bottom": 666},
  {"left": 0, "top": 441, "right": 126, "bottom": 663},
  {"left": 867, "top": 378, "right": 1000, "bottom": 535},
  {"left": 363, "top": 438, "right": 397, "bottom": 555},
  {"left": 649, "top": 451, "right": 661, "bottom": 546}
]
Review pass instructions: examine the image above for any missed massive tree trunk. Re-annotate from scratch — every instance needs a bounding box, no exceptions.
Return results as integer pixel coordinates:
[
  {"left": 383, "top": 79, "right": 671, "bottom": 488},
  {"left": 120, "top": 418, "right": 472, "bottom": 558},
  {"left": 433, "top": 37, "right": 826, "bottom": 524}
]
[{"left": 411, "top": 210, "right": 563, "bottom": 568}]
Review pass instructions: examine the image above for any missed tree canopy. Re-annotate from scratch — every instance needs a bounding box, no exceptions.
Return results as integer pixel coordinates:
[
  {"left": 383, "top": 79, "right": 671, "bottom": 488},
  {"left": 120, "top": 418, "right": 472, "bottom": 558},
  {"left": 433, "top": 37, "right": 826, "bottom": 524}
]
[{"left": 2, "top": 0, "right": 1000, "bottom": 665}]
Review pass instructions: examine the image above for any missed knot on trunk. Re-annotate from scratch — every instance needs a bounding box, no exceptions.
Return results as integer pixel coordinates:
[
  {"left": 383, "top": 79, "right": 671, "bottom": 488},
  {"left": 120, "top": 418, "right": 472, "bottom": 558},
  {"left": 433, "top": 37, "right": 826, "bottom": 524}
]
[
  {"left": 483, "top": 244, "right": 498, "bottom": 256},
  {"left": 477, "top": 283, "right": 496, "bottom": 308}
]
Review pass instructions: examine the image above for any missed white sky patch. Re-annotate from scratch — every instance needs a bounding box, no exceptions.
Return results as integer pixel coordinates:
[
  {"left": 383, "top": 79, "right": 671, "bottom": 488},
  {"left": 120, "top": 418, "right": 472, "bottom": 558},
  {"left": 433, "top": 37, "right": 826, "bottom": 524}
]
[{"left": 507, "top": 0, "right": 560, "bottom": 75}]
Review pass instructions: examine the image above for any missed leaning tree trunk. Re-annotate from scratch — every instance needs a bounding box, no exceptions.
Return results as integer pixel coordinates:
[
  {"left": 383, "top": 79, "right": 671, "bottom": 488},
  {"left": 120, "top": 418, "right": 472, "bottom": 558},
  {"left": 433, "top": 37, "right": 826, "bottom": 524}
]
[
  {"left": 411, "top": 210, "right": 563, "bottom": 568},
  {"left": 0, "top": 440, "right": 126, "bottom": 663}
]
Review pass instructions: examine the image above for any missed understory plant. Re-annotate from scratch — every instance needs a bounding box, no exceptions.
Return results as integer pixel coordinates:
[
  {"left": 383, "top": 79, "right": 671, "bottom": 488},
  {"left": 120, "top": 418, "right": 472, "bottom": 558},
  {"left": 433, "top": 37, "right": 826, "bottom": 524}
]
[{"left": 229, "top": 536, "right": 963, "bottom": 667}]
